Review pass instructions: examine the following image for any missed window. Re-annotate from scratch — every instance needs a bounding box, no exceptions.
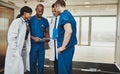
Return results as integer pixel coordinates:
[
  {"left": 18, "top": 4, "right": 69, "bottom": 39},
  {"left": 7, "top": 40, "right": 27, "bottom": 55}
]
[
  {"left": 91, "top": 17, "right": 116, "bottom": 46},
  {"left": 75, "top": 16, "right": 116, "bottom": 47}
]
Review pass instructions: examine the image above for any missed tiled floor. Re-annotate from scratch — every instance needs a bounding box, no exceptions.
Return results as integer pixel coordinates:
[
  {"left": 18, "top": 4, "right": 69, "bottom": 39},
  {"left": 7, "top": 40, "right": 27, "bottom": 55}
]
[
  {"left": 0, "top": 59, "right": 120, "bottom": 74},
  {"left": 44, "top": 59, "right": 120, "bottom": 74},
  {"left": 45, "top": 45, "right": 115, "bottom": 63}
]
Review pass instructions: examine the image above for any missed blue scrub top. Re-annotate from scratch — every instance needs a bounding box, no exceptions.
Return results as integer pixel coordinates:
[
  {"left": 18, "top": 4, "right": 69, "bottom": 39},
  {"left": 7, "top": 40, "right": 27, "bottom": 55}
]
[
  {"left": 57, "top": 10, "right": 77, "bottom": 48},
  {"left": 29, "top": 15, "right": 49, "bottom": 39}
]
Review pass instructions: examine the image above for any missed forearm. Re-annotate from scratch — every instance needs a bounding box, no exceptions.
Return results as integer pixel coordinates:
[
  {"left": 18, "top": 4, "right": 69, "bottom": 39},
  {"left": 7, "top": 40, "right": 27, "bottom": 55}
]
[
  {"left": 31, "top": 35, "right": 35, "bottom": 40},
  {"left": 61, "top": 23, "right": 72, "bottom": 50},
  {"left": 45, "top": 28, "right": 50, "bottom": 42},
  {"left": 61, "top": 30, "right": 72, "bottom": 49}
]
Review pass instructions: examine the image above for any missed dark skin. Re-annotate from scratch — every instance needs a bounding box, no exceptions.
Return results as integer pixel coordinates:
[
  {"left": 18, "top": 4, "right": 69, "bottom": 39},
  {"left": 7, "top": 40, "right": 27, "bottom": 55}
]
[
  {"left": 36, "top": 6, "right": 44, "bottom": 19},
  {"left": 31, "top": 6, "right": 50, "bottom": 42}
]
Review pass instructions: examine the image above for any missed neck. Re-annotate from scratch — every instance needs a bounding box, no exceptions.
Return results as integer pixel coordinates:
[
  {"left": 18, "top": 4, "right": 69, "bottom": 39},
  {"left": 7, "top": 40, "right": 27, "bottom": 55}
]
[
  {"left": 61, "top": 7, "right": 66, "bottom": 13},
  {"left": 36, "top": 15, "right": 42, "bottom": 19},
  {"left": 22, "top": 16, "right": 26, "bottom": 20}
]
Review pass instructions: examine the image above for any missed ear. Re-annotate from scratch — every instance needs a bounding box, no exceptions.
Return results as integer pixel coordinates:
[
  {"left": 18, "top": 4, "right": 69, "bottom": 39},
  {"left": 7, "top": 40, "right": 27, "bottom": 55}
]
[{"left": 35, "top": 8, "right": 37, "bottom": 11}]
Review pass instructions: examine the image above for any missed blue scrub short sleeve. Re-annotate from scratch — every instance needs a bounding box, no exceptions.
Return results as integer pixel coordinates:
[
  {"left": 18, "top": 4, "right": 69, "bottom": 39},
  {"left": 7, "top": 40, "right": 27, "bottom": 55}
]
[
  {"left": 45, "top": 20, "right": 49, "bottom": 28},
  {"left": 61, "top": 13, "right": 71, "bottom": 26}
]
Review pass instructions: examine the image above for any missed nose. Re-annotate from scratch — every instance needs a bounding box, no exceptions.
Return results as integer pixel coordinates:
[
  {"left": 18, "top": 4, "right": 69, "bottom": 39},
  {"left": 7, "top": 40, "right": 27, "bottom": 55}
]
[{"left": 39, "top": 12, "right": 42, "bottom": 14}]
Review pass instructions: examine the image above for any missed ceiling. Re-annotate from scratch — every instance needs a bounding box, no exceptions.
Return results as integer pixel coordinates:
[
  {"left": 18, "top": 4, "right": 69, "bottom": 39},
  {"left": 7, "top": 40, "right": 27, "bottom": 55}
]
[
  {"left": 1, "top": 0, "right": 119, "bottom": 7},
  {"left": 65, "top": 0, "right": 118, "bottom": 5},
  {"left": 29, "top": 0, "right": 119, "bottom": 5}
]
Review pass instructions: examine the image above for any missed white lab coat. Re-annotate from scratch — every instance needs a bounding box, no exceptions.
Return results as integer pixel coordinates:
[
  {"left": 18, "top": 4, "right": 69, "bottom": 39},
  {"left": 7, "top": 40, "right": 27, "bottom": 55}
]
[
  {"left": 4, "top": 17, "right": 31, "bottom": 74},
  {"left": 49, "top": 16, "right": 59, "bottom": 61}
]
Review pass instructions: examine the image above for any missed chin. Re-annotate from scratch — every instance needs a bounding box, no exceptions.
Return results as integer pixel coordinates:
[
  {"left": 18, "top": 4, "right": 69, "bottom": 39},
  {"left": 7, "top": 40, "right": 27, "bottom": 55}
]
[{"left": 37, "top": 15, "right": 42, "bottom": 18}]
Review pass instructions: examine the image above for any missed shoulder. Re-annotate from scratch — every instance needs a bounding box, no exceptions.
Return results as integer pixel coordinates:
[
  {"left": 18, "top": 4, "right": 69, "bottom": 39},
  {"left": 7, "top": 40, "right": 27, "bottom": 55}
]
[
  {"left": 31, "top": 15, "right": 35, "bottom": 18},
  {"left": 59, "top": 10, "right": 73, "bottom": 26},
  {"left": 31, "top": 15, "right": 36, "bottom": 18},
  {"left": 60, "top": 10, "right": 69, "bottom": 19},
  {"left": 64, "top": 10, "right": 71, "bottom": 15},
  {"left": 61, "top": 10, "right": 72, "bottom": 17},
  {"left": 41, "top": 17, "right": 48, "bottom": 21},
  {"left": 9, "top": 18, "right": 21, "bottom": 29},
  {"left": 11, "top": 18, "right": 21, "bottom": 24},
  {"left": 30, "top": 15, "right": 36, "bottom": 21},
  {"left": 60, "top": 10, "right": 74, "bottom": 21}
]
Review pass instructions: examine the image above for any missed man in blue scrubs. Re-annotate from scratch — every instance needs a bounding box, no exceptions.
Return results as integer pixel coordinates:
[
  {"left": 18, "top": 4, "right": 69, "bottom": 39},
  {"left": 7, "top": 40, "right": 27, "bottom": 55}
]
[
  {"left": 29, "top": 4, "right": 49, "bottom": 74},
  {"left": 54, "top": 0, "right": 77, "bottom": 74}
]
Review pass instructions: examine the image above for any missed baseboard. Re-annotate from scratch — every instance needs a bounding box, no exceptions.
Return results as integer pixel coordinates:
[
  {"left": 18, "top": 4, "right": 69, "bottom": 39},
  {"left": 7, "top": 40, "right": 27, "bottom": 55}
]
[{"left": 115, "top": 63, "right": 120, "bottom": 71}]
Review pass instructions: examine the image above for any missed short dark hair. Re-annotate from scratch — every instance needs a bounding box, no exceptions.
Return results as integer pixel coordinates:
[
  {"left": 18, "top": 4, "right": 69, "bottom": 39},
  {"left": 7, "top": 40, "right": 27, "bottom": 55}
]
[
  {"left": 52, "top": 3, "right": 55, "bottom": 8},
  {"left": 55, "top": 0, "right": 66, "bottom": 7},
  {"left": 20, "top": 6, "right": 32, "bottom": 15},
  {"left": 35, "top": 4, "right": 44, "bottom": 10}
]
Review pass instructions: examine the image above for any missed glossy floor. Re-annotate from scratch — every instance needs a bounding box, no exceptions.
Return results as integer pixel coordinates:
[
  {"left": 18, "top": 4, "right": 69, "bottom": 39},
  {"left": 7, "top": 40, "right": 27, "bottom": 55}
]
[{"left": 0, "top": 59, "right": 120, "bottom": 74}]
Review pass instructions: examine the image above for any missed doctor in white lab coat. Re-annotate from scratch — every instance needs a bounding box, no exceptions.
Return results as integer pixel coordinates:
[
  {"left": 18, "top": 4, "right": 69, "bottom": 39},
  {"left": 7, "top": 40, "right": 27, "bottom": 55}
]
[
  {"left": 49, "top": 17, "right": 59, "bottom": 61},
  {"left": 49, "top": 3, "right": 59, "bottom": 74},
  {"left": 4, "top": 6, "right": 32, "bottom": 74}
]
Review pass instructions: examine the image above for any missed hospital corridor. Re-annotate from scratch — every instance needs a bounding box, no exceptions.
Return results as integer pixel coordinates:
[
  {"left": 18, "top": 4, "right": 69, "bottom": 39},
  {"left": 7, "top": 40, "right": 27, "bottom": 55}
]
[{"left": 0, "top": 0, "right": 120, "bottom": 74}]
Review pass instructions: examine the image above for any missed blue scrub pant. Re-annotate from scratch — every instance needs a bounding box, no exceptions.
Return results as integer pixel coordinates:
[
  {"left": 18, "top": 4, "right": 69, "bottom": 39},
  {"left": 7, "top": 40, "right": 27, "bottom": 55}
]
[
  {"left": 58, "top": 46, "right": 75, "bottom": 74},
  {"left": 30, "top": 43, "right": 45, "bottom": 74}
]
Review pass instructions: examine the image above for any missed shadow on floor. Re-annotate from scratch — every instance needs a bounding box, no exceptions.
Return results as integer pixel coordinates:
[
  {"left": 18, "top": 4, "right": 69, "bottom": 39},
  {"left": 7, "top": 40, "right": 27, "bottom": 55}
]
[{"left": 1, "top": 59, "right": 120, "bottom": 74}]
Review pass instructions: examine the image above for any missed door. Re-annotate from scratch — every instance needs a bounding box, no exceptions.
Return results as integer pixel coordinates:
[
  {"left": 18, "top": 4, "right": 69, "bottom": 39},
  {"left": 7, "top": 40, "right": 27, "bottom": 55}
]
[{"left": 0, "top": 5, "right": 14, "bottom": 71}]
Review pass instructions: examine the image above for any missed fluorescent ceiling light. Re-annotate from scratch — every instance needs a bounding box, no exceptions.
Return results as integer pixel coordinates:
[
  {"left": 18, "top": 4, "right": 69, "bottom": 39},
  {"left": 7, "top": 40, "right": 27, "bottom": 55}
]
[
  {"left": 85, "top": 6, "right": 90, "bottom": 8},
  {"left": 84, "top": 2, "right": 90, "bottom": 4}
]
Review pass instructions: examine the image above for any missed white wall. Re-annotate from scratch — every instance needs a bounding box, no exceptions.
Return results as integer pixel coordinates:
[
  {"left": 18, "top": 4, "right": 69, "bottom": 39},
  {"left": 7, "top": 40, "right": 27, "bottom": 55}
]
[
  {"left": 115, "top": 0, "right": 120, "bottom": 70},
  {"left": 3, "top": 0, "right": 54, "bottom": 17}
]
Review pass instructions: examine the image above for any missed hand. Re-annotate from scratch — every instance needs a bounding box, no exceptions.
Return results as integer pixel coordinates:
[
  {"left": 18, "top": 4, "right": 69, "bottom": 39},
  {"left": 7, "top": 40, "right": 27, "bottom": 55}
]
[
  {"left": 34, "top": 37, "right": 40, "bottom": 42},
  {"left": 58, "top": 47, "right": 65, "bottom": 53},
  {"left": 45, "top": 37, "right": 50, "bottom": 42},
  {"left": 35, "top": 37, "right": 41, "bottom": 42},
  {"left": 31, "top": 36, "right": 40, "bottom": 42}
]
